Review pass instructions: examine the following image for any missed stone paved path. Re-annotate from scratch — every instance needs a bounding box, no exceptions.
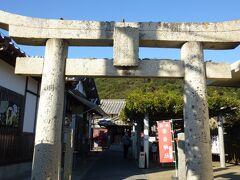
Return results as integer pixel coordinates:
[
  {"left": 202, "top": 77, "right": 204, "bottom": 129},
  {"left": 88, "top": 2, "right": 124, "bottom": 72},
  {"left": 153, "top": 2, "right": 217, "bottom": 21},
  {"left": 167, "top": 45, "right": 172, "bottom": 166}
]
[
  {"left": 7, "top": 144, "right": 240, "bottom": 180},
  {"left": 76, "top": 149, "right": 147, "bottom": 180},
  {"left": 73, "top": 146, "right": 240, "bottom": 180}
]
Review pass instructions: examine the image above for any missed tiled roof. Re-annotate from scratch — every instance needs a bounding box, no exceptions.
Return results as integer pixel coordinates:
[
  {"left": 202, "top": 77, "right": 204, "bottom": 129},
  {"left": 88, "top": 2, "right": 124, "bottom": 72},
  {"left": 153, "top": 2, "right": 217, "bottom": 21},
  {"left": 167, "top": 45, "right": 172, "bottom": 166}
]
[
  {"left": 100, "top": 99, "right": 126, "bottom": 115},
  {"left": 0, "top": 32, "right": 26, "bottom": 66}
]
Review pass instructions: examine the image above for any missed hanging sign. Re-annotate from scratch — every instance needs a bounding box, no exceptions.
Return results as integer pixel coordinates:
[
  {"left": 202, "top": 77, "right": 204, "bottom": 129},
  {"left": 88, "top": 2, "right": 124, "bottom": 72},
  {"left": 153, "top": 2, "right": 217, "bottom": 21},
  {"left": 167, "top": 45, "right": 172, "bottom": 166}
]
[
  {"left": 211, "top": 135, "right": 220, "bottom": 154},
  {"left": 157, "top": 120, "right": 174, "bottom": 163}
]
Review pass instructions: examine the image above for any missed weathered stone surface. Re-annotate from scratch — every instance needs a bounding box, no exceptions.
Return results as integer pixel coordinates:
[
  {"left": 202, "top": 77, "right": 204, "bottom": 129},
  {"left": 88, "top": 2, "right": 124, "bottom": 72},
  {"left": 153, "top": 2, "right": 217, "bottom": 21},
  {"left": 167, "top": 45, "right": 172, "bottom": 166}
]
[
  {"left": 208, "top": 60, "right": 240, "bottom": 87},
  {"left": 205, "top": 62, "right": 231, "bottom": 80},
  {"left": 182, "top": 42, "right": 213, "bottom": 180},
  {"left": 0, "top": 11, "right": 239, "bottom": 49},
  {"left": 32, "top": 39, "right": 68, "bottom": 180},
  {"left": 15, "top": 57, "right": 231, "bottom": 79},
  {"left": 113, "top": 26, "right": 139, "bottom": 66},
  {"left": 15, "top": 57, "right": 43, "bottom": 76},
  {"left": 217, "top": 116, "right": 226, "bottom": 168},
  {"left": 2, "top": 9, "right": 236, "bottom": 180},
  {"left": 177, "top": 133, "right": 186, "bottom": 180}
]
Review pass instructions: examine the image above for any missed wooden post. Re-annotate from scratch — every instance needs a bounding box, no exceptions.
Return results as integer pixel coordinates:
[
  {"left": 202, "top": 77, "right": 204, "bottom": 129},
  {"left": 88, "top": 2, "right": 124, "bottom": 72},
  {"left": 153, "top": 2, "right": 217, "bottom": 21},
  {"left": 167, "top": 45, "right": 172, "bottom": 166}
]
[{"left": 64, "top": 123, "right": 74, "bottom": 180}]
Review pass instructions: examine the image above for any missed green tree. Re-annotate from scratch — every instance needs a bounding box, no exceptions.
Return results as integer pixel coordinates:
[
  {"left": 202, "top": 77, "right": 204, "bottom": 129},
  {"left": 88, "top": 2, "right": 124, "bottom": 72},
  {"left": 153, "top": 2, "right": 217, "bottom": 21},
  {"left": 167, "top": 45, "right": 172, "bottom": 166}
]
[
  {"left": 96, "top": 78, "right": 240, "bottom": 163},
  {"left": 119, "top": 85, "right": 240, "bottom": 164}
]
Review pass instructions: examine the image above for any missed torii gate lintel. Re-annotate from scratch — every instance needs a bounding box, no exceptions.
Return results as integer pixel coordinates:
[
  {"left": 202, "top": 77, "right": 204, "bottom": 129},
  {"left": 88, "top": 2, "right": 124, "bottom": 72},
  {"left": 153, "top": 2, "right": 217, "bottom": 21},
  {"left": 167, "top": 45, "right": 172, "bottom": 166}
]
[{"left": 1, "top": 10, "right": 238, "bottom": 180}]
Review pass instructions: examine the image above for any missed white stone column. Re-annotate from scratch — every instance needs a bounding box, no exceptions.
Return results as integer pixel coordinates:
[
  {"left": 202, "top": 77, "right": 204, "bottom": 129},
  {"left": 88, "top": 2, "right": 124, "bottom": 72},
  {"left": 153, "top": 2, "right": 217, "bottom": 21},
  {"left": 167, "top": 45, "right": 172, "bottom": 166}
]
[
  {"left": 136, "top": 121, "right": 141, "bottom": 159},
  {"left": 144, "top": 113, "right": 149, "bottom": 168},
  {"left": 177, "top": 133, "right": 186, "bottom": 180},
  {"left": 218, "top": 115, "right": 226, "bottom": 168},
  {"left": 181, "top": 41, "right": 213, "bottom": 180},
  {"left": 64, "top": 125, "right": 74, "bottom": 180},
  {"left": 32, "top": 39, "right": 68, "bottom": 180},
  {"left": 131, "top": 123, "right": 137, "bottom": 159}
]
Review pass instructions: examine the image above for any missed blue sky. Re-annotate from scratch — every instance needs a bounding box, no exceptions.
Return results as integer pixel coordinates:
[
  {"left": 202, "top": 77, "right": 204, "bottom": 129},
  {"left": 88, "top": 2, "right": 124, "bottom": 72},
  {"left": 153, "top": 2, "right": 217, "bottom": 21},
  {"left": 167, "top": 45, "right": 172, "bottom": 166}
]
[{"left": 1, "top": 0, "right": 240, "bottom": 63}]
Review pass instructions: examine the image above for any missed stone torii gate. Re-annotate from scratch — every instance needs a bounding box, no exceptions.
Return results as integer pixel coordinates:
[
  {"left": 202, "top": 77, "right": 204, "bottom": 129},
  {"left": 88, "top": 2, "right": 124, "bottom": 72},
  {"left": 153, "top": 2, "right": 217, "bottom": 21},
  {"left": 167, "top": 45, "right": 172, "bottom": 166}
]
[{"left": 0, "top": 11, "right": 238, "bottom": 180}]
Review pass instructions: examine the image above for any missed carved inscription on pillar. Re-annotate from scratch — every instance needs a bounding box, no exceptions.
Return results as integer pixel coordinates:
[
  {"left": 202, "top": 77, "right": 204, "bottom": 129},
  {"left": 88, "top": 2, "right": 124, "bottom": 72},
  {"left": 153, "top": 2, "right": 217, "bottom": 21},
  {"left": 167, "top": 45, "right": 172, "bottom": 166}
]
[
  {"left": 113, "top": 26, "right": 139, "bottom": 67},
  {"left": 182, "top": 41, "right": 213, "bottom": 180}
]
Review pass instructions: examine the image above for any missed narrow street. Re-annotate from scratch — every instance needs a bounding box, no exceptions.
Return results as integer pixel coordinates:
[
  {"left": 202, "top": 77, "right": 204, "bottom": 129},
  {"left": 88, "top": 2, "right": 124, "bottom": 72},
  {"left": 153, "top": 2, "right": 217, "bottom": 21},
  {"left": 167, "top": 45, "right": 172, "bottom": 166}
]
[
  {"left": 73, "top": 145, "right": 148, "bottom": 180},
  {"left": 72, "top": 145, "right": 240, "bottom": 180},
  {"left": 72, "top": 145, "right": 175, "bottom": 180},
  {"left": 4, "top": 144, "right": 240, "bottom": 179},
  {"left": 79, "top": 151, "right": 146, "bottom": 180}
]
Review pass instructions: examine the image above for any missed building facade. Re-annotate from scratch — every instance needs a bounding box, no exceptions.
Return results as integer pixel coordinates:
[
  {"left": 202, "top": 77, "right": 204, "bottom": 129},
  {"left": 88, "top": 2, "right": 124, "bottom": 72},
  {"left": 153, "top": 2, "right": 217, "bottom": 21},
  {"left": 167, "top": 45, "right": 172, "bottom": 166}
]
[
  {"left": 0, "top": 33, "right": 39, "bottom": 165},
  {"left": 0, "top": 33, "right": 104, "bottom": 178}
]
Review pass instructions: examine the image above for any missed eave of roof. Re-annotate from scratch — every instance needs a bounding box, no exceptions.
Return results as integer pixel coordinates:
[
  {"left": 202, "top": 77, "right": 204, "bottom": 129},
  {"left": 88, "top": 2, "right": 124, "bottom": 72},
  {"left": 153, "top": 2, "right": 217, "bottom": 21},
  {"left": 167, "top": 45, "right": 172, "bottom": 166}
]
[
  {"left": 0, "top": 32, "right": 26, "bottom": 66},
  {"left": 68, "top": 89, "right": 107, "bottom": 117}
]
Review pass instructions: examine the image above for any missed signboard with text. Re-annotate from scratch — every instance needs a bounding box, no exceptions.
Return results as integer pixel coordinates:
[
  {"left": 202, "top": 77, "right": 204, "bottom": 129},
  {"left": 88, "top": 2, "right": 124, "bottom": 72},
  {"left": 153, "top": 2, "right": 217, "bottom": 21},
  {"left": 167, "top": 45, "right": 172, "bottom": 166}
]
[
  {"left": 211, "top": 135, "right": 220, "bottom": 154},
  {"left": 157, "top": 120, "right": 174, "bottom": 163}
]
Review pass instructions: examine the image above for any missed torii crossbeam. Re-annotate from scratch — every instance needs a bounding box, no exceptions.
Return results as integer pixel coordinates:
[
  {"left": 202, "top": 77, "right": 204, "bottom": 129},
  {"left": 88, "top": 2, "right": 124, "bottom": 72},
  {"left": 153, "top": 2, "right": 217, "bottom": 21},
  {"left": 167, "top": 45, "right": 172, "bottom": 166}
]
[{"left": 0, "top": 10, "right": 239, "bottom": 180}]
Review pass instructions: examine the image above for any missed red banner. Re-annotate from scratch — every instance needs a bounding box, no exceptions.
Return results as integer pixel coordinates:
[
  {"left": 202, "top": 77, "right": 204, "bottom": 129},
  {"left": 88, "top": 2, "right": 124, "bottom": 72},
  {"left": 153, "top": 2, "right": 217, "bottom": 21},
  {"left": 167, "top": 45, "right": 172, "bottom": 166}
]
[{"left": 157, "top": 120, "right": 174, "bottom": 163}]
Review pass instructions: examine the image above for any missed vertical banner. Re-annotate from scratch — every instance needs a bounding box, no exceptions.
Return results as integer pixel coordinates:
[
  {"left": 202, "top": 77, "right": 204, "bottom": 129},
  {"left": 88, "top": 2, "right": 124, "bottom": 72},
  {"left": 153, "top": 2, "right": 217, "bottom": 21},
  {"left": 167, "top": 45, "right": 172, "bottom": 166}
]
[{"left": 157, "top": 120, "right": 174, "bottom": 163}]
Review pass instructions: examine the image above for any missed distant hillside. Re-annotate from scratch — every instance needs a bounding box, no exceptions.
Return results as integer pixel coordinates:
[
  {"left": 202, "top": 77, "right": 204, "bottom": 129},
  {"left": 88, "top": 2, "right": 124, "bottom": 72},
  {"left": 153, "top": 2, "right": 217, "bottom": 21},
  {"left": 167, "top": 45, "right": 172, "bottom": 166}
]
[
  {"left": 95, "top": 78, "right": 183, "bottom": 99},
  {"left": 95, "top": 78, "right": 240, "bottom": 100}
]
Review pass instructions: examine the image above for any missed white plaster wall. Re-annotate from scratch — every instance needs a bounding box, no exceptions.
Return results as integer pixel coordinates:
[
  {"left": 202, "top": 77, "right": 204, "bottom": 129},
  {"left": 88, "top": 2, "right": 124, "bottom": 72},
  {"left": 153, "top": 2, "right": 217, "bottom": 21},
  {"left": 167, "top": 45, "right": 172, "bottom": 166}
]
[
  {"left": 27, "top": 77, "right": 38, "bottom": 94},
  {"left": 23, "top": 92, "right": 37, "bottom": 133},
  {"left": 0, "top": 59, "right": 26, "bottom": 95}
]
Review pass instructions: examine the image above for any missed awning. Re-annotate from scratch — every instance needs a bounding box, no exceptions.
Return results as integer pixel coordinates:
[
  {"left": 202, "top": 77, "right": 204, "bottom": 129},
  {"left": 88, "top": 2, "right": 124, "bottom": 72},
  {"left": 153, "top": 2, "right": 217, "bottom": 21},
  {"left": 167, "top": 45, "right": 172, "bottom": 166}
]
[{"left": 67, "top": 89, "right": 107, "bottom": 116}]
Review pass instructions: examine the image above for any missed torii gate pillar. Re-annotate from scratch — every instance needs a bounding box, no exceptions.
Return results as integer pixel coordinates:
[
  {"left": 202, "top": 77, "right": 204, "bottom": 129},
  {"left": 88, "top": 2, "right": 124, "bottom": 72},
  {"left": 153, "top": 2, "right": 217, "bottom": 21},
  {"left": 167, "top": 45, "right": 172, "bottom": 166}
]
[
  {"left": 182, "top": 42, "right": 213, "bottom": 180},
  {"left": 1, "top": 10, "right": 236, "bottom": 180},
  {"left": 32, "top": 39, "right": 68, "bottom": 180}
]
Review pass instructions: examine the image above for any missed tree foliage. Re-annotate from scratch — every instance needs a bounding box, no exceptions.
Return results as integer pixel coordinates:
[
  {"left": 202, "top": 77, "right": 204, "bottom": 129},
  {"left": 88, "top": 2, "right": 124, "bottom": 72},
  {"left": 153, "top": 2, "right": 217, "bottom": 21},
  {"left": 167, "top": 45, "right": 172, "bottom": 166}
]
[
  {"left": 96, "top": 78, "right": 240, "bottom": 163},
  {"left": 96, "top": 77, "right": 240, "bottom": 121},
  {"left": 95, "top": 78, "right": 183, "bottom": 99},
  {"left": 122, "top": 88, "right": 183, "bottom": 120},
  {"left": 118, "top": 85, "right": 240, "bottom": 122}
]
